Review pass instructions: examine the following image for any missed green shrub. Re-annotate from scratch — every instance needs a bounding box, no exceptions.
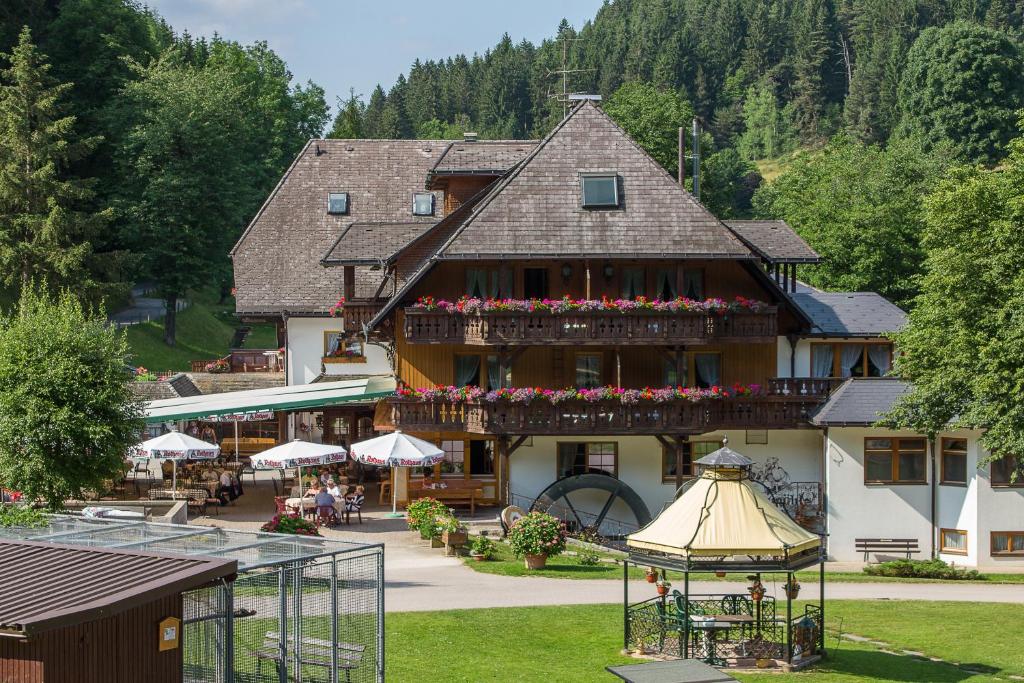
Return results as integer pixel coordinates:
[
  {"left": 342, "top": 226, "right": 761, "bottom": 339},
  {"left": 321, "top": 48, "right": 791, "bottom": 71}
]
[
  {"left": 261, "top": 513, "right": 321, "bottom": 536},
  {"left": 0, "top": 504, "right": 48, "bottom": 528},
  {"left": 574, "top": 529, "right": 602, "bottom": 566},
  {"left": 469, "top": 535, "right": 496, "bottom": 559},
  {"left": 406, "top": 497, "right": 451, "bottom": 535},
  {"left": 507, "top": 512, "right": 568, "bottom": 558},
  {"left": 863, "top": 558, "right": 982, "bottom": 580}
]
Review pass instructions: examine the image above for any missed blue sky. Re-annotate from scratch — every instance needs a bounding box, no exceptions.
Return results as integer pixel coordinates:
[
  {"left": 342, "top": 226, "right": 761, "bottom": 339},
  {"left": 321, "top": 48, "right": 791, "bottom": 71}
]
[{"left": 144, "top": 0, "right": 605, "bottom": 114}]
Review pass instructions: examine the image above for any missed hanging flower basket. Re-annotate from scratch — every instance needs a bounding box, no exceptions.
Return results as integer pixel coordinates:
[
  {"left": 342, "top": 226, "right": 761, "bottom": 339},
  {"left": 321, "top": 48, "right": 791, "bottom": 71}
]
[{"left": 645, "top": 568, "right": 657, "bottom": 583}]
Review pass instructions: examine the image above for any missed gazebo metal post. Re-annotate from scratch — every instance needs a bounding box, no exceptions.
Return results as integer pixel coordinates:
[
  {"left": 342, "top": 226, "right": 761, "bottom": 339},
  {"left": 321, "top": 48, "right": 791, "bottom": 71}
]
[
  {"left": 622, "top": 558, "right": 629, "bottom": 650},
  {"left": 786, "top": 571, "right": 793, "bottom": 663},
  {"left": 755, "top": 572, "right": 762, "bottom": 636},
  {"left": 819, "top": 557, "right": 826, "bottom": 655},
  {"left": 682, "top": 569, "right": 690, "bottom": 659}
]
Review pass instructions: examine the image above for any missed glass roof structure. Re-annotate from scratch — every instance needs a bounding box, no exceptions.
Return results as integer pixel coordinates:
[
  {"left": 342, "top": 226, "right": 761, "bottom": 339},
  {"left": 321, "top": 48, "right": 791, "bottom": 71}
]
[{"left": 0, "top": 515, "right": 382, "bottom": 571}]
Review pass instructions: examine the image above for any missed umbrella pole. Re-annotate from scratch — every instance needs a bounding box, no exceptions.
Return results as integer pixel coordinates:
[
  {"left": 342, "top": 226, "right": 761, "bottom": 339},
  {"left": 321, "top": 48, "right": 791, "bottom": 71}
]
[
  {"left": 234, "top": 420, "right": 239, "bottom": 462},
  {"left": 386, "top": 465, "right": 403, "bottom": 518},
  {"left": 172, "top": 460, "right": 178, "bottom": 498}
]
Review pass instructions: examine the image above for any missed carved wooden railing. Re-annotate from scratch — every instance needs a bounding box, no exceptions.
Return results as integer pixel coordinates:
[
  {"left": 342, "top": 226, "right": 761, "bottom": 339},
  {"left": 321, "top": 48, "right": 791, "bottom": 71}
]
[
  {"left": 339, "top": 302, "right": 388, "bottom": 335},
  {"left": 402, "top": 307, "right": 778, "bottom": 345},
  {"left": 190, "top": 349, "right": 281, "bottom": 373},
  {"left": 390, "top": 384, "right": 827, "bottom": 436}
]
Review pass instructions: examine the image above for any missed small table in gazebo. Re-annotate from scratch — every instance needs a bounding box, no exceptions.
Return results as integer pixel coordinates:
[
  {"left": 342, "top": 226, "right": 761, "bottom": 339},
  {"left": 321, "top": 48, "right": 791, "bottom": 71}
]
[{"left": 621, "top": 443, "right": 825, "bottom": 669}]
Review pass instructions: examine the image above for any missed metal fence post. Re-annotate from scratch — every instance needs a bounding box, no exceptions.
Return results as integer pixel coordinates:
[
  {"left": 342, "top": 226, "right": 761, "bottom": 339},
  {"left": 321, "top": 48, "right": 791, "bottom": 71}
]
[
  {"left": 224, "top": 581, "right": 235, "bottom": 683},
  {"left": 278, "top": 566, "right": 288, "bottom": 683},
  {"left": 378, "top": 547, "right": 385, "bottom": 683},
  {"left": 331, "top": 557, "right": 338, "bottom": 682},
  {"left": 293, "top": 561, "right": 303, "bottom": 682}
]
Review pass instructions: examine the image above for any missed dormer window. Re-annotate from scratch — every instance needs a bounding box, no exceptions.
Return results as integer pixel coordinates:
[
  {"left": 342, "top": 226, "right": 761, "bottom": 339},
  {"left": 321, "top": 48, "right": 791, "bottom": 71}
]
[
  {"left": 327, "top": 192, "right": 349, "bottom": 215},
  {"left": 412, "top": 192, "right": 435, "bottom": 216},
  {"left": 580, "top": 173, "right": 620, "bottom": 208}
]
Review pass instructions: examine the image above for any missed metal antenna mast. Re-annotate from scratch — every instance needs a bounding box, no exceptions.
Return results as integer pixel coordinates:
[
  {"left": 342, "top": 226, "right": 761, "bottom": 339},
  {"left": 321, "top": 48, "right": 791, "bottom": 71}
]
[{"left": 546, "top": 37, "right": 595, "bottom": 117}]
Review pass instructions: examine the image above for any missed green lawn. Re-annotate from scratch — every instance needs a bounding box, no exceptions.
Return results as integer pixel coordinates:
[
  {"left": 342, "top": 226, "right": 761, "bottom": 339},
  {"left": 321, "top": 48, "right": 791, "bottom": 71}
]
[
  {"left": 464, "top": 538, "right": 1024, "bottom": 585},
  {"left": 124, "top": 291, "right": 277, "bottom": 372},
  {"left": 385, "top": 601, "right": 1024, "bottom": 682}
]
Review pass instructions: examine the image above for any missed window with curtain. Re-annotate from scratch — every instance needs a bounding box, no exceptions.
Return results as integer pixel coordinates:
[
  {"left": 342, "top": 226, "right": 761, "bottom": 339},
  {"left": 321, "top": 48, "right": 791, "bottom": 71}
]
[
  {"left": 486, "top": 355, "right": 512, "bottom": 389},
  {"left": 662, "top": 441, "right": 722, "bottom": 482},
  {"left": 864, "top": 437, "right": 927, "bottom": 483},
  {"left": 811, "top": 345, "right": 834, "bottom": 378},
  {"left": 439, "top": 439, "right": 465, "bottom": 478},
  {"left": 575, "top": 354, "right": 602, "bottom": 388},
  {"left": 991, "top": 454, "right": 1024, "bottom": 486},
  {"left": 621, "top": 268, "right": 645, "bottom": 299},
  {"left": 466, "top": 268, "right": 513, "bottom": 299},
  {"left": 682, "top": 269, "right": 704, "bottom": 299},
  {"left": 655, "top": 269, "right": 677, "bottom": 300},
  {"left": 991, "top": 531, "right": 1024, "bottom": 555},
  {"left": 694, "top": 353, "right": 721, "bottom": 388},
  {"left": 558, "top": 442, "right": 617, "bottom": 477},
  {"left": 663, "top": 358, "right": 685, "bottom": 386},
  {"left": 941, "top": 438, "right": 968, "bottom": 485},
  {"left": 840, "top": 344, "right": 864, "bottom": 378},
  {"left": 940, "top": 529, "right": 967, "bottom": 554},
  {"left": 454, "top": 354, "right": 481, "bottom": 386}
]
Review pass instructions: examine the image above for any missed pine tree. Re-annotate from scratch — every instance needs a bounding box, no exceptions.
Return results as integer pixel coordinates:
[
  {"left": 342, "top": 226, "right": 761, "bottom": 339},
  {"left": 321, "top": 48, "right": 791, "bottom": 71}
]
[
  {"left": 363, "top": 85, "right": 388, "bottom": 138},
  {"left": 328, "top": 88, "right": 365, "bottom": 139},
  {"left": 790, "top": 0, "right": 833, "bottom": 144},
  {"left": 0, "top": 27, "right": 110, "bottom": 300}
]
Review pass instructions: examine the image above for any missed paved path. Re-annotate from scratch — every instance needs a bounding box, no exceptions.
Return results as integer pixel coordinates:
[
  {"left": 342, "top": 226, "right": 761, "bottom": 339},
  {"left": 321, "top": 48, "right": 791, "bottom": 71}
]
[{"left": 193, "top": 484, "right": 1024, "bottom": 613}]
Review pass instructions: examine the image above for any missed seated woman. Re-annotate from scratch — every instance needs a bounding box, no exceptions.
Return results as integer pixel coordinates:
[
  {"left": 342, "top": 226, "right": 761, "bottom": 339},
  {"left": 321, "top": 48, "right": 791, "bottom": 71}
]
[
  {"left": 344, "top": 485, "right": 365, "bottom": 523},
  {"left": 161, "top": 459, "right": 175, "bottom": 482},
  {"left": 325, "top": 478, "right": 345, "bottom": 515}
]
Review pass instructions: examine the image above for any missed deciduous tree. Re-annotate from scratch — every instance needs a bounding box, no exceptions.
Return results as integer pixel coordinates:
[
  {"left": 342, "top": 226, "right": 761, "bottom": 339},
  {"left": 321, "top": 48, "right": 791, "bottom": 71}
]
[{"left": 604, "top": 81, "right": 693, "bottom": 176}]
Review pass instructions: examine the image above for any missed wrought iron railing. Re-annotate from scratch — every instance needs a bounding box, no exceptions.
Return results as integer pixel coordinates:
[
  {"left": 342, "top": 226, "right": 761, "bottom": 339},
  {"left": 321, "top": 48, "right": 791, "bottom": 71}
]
[{"left": 403, "top": 307, "right": 778, "bottom": 345}]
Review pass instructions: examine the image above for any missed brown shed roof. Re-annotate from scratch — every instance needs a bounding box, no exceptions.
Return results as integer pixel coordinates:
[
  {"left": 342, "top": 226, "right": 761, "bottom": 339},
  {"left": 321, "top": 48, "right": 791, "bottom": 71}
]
[
  {"left": 429, "top": 140, "right": 538, "bottom": 177},
  {"left": 0, "top": 540, "right": 236, "bottom": 638},
  {"left": 724, "top": 220, "right": 821, "bottom": 264},
  {"left": 322, "top": 220, "right": 437, "bottom": 266},
  {"left": 438, "top": 102, "right": 754, "bottom": 260}
]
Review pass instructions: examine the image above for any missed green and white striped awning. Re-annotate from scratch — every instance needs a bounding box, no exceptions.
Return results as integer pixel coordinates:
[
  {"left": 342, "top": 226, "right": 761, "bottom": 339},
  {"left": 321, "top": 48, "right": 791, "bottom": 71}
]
[{"left": 144, "top": 377, "right": 396, "bottom": 424}]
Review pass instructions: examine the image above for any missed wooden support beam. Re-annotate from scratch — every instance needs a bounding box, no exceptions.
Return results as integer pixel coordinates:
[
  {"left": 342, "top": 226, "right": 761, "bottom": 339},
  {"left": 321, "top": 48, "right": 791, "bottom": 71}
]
[{"left": 508, "top": 435, "right": 529, "bottom": 455}]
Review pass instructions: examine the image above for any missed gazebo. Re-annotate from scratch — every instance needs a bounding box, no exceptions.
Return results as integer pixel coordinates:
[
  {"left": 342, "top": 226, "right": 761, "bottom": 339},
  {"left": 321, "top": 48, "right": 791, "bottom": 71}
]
[{"left": 622, "top": 444, "right": 825, "bottom": 669}]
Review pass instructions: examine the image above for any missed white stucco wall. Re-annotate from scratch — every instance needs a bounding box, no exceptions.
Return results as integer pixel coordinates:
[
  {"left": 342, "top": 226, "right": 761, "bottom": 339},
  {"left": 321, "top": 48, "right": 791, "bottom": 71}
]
[
  {"left": 975, "top": 441, "right": 1024, "bottom": 569},
  {"left": 935, "top": 430, "right": 978, "bottom": 566},
  {"left": 285, "top": 316, "right": 392, "bottom": 385},
  {"left": 508, "top": 430, "right": 822, "bottom": 532}
]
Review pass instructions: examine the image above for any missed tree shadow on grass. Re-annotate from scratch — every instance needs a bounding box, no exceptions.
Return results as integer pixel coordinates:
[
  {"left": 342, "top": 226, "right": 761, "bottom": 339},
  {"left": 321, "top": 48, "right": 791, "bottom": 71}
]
[{"left": 820, "top": 647, "right": 999, "bottom": 681}]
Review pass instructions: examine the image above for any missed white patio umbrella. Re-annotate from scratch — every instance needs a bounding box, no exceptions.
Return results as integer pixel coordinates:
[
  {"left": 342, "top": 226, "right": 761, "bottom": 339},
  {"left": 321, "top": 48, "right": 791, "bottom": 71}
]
[
  {"left": 250, "top": 439, "right": 348, "bottom": 492},
  {"left": 349, "top": 430, "right": 444, "bottom": 516},
  {"left": 133, "top": 431, "right": 220, "bottom": 497}
]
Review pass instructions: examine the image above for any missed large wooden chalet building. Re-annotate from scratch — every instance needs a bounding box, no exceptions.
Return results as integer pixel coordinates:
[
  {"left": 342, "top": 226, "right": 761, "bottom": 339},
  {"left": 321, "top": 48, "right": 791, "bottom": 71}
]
[{"left": 232, "top": 102, "right": 1024, "bottom": 568}]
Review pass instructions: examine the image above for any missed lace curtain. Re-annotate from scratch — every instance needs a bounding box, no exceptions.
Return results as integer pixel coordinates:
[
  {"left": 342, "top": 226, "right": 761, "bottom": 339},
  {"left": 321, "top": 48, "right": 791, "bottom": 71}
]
[
  {"left": 455, "top": 355, "right": 480, "bottom": 386},
  {"left": 867, "top": 345, "right": 891, "bottom": 376},
  {"left": 811, "top": 345, "right": 834, "bottom": 378},
  {"left": 840, "top": 345, "right": 863, "bottom": 378},
  {"left": 695, "top": 354, "right": 720, "bottom": 387}
]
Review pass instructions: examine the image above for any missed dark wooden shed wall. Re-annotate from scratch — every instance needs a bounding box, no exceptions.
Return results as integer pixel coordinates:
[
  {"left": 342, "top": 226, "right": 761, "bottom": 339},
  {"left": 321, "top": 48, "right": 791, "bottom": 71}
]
[{"left": 0, "top": 593, "right": 182, "bottom": 683}]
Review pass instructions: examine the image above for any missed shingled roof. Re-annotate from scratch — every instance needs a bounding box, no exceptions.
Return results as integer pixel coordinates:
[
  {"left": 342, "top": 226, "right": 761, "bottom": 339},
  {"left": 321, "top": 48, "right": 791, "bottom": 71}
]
[
  {"left": 724, "top": 220, "right": 820, "bottom": 264},
  {"left": 811, "top": 377, "right": 910, "bottom": 426},
  {"left": 438, "top": 102, "right": 754, "bottom": 260},
  {"left": 429, "top": 140, "right": 537, "bottom": 177},
  {"left": 321, "top": 220, "right": 436, "bottom": 266},
  {"left": 231, "top": 139, "right": 451, "bottom": 315},
  {"left": 793, "top": 291, "right": 907, "bottom": 336}
]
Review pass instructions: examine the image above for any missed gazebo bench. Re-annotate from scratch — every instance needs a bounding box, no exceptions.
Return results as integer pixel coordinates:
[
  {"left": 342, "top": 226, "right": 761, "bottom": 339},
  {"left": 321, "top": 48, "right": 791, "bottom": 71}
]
[
  {"left": 855, "top": 537, "right": 920, "bottom": 561},
  {"left": 254, "top": 631, "right": 364, "bottom": 682}
]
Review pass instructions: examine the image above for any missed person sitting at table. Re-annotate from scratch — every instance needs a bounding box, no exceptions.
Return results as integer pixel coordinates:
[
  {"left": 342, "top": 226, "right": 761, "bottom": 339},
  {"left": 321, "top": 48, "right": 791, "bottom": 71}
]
[
  {"left": 345, "top": 485, "right": 365, "bottom": 523},
  {"left": 161, "top": 459, "right": 174, "bottom": 481},
  {"left": 314, "top": 485, "right": 337, "bottom": 524},
  {"left": 216, "top": 469, "right": 236, "bottom": 505},
  {"left": 325, "top": 477, "right": 342, "bottom": 498}
]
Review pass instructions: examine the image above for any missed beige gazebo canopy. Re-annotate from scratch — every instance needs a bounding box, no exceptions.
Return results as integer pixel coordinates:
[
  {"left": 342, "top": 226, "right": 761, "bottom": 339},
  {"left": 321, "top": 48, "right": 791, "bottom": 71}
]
[{"left": 627, "top": 447, "right": 821, "bottom": 559}]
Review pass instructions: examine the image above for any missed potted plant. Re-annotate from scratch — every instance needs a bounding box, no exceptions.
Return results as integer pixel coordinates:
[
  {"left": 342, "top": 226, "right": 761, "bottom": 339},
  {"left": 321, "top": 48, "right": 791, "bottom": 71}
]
[
  {"left": 645, "top": 567, "right": 658, "bottom": 583},
  {"left": 748, "top": 575, "right": 766, "bottom": 602},
  {"left": 406, "top": 497, "right": 446, "bottom": 538},
  {"left": 469, "top": 535, "right": 496, "bottom": 562},
  {"left": 438, "top": 515, "right": 468, "bottom": 556},
  {"left": 260, "top": 513, "right": 321, "bottom": 537},
  {"left": 506, "top": 511, "right": 567, "bottom": 569},
  {"left": 656, "top": 579, "right": 672, "bottom": 596},
  {"left": 784, "top": 576, "right": 801, "bottom": 600},
  {"left": 715, "top": 570, "right": 727, "bottom": 578}
]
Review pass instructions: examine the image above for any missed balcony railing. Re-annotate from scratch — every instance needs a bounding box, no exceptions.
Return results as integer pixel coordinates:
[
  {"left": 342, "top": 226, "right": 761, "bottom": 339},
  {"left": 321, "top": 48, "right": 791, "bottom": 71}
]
[
  {"left": 402, "top": 307, "right": 778, "bottom": 346},
  {"left": 389, "top": 381, "right": 828, "bottom": 435}
]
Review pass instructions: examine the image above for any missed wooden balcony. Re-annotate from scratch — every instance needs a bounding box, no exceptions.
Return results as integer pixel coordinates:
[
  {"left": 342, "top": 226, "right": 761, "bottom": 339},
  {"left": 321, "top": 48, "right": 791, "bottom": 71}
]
[
  {"left": 389, "top": 382, "right": 827, "bottom": 436},
  {"left": 402, "top": 307, "right": 778, "bottom": 346}
]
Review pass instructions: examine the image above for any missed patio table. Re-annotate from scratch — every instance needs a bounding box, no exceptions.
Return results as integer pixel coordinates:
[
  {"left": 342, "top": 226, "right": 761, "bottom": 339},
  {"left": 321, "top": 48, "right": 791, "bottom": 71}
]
[
  {"left": 689, "top": 614, "right": 755, "bottom": 665},
  {"left": 606, "top": 658, "right": 736, "bottom": 682}
]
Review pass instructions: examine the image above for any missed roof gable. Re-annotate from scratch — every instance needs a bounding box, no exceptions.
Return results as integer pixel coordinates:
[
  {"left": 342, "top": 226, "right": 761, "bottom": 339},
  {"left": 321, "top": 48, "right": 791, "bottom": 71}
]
[
  {"left": 724, "top": 220, "right": 820, "bottom": 264},
  {"left": 439, "top": 102, "right": 753, "bottom": 260}
]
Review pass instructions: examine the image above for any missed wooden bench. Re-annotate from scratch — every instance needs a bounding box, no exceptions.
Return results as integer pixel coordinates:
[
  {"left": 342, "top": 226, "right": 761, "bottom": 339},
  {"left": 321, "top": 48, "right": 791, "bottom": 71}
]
[
  {"left": 253, "top": 631, "right": 364, "bottom": 682},
  {"left": 413, "top": 488, "right": 483, "bottom": 515},
  {"left": 855, "top": 538, "right": 920, "bottom": 562}
]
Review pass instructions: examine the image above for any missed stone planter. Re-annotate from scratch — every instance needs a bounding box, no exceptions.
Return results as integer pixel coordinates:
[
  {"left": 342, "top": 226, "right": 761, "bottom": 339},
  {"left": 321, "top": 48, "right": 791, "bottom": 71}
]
[
  {"left": 524, "top": 553, "right": 548, "bottom": 570},
  {"left": 442, "top": 529, "right": 468, "bottom": 548}
]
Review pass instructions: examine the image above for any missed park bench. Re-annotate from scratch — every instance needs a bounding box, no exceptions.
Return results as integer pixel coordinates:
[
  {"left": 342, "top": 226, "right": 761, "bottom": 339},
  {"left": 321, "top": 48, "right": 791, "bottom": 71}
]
[
  {"left": 253, "top": 631, "right": 364, "bottom": 682},
  {"left": 855, "top": 537, "right": 920, "bottom": 562}
]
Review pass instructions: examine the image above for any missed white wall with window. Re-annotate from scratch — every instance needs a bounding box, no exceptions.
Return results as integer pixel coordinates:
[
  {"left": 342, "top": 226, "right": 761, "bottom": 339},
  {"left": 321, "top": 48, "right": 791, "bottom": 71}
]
[
  {"left": 778, "top": 337, "right": 895, "bottom": 379},
  {"left": 285, "top": 317, "right": 392, "bottom": 385},
  {"left": 508, "top": 430, "right": 822, "bottom": 531}
]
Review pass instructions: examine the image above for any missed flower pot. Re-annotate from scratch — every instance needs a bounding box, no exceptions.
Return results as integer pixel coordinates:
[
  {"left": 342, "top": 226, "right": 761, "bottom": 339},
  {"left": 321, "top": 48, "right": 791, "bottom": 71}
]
[
  {"left": 751, "top": 590, "right": 765, "bottom": 602},
  {"left": 715, "top": 571, "right": 727, "bottom": 578},
  {"left": 645, "top": 570, "right": 657, "bottom": 584},
  {"left": 524, "top": 553, "right": 548, "bottom": 570},
  {"left": 656, "top": 585, "right": 670, "bottom": 596},
  {"left": 470, "top": 553, "right": 487, "bottom": 562},
  {"left": 442, "top": 530, "right": 468, "bottom": 547},
  {"left": 785, "top": 588, "right": 800, "bottom": 600}
]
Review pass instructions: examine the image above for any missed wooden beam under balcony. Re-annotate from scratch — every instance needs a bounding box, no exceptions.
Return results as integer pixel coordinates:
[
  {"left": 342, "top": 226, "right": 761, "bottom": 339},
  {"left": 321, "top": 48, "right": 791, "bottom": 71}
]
[{"left": 402, "top": 307, "right": 778, "bottom": 346}]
